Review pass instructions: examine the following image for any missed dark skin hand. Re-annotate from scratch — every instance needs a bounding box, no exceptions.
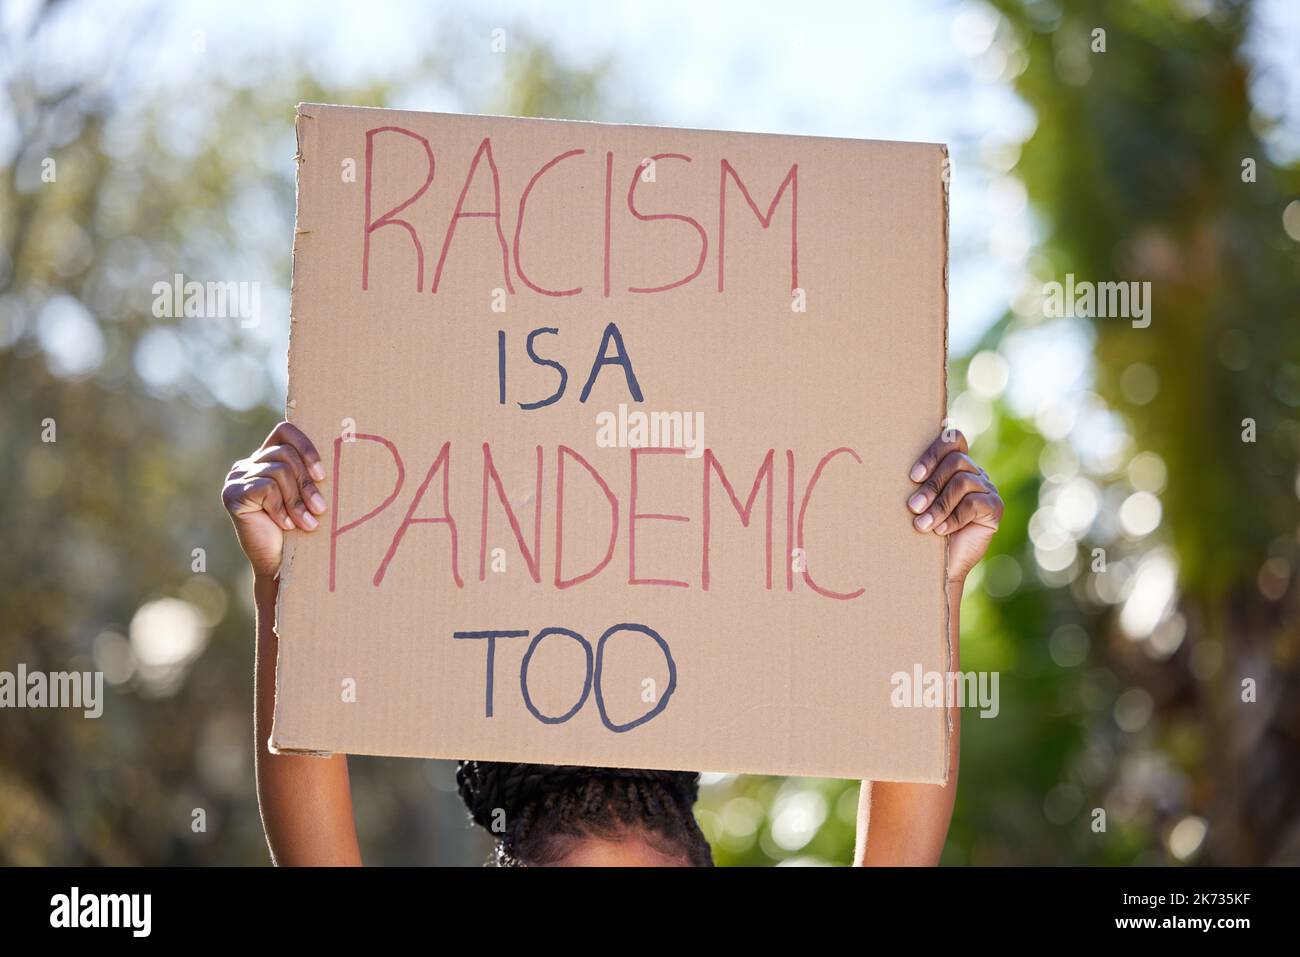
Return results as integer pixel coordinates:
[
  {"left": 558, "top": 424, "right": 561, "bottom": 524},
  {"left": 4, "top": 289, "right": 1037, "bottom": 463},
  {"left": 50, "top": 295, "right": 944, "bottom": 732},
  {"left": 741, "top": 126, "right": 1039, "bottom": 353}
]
[
  {"left": 222, "top": 422, "right": 360, "bottom": 866},
  {"left": 222, "top": 421, "right": 329, "bottom": 578},
  {"left": 856, "top": 427, "right": 1003, "bottom": 865},
  {"left": 907, "top": 427, "right": 1003, "bottom": 583},
  {"left": 223, "top": 423, "right": 1002, "bottom": 866}
]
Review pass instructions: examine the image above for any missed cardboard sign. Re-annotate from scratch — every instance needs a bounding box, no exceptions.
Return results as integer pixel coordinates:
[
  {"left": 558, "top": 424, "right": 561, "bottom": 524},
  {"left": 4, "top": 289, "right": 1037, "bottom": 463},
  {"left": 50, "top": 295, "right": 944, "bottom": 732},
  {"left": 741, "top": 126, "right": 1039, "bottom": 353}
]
[{"left": 274, "top": 103, "right": 950, "bottom": 782}]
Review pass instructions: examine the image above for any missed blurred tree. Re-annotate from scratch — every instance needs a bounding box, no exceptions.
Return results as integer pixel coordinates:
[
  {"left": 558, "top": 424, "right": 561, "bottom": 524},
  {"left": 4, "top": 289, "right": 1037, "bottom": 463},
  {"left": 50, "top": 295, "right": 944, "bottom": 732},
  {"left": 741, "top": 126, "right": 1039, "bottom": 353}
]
[
  {"left": 0, "top": 1, "right": 616, "bottom": 865},
  {"left": 967, "top": 0, "right": 1300, "bottom": 865},
  {"left": 704, "top": 0, "right": 1300, "bottom": 866}
]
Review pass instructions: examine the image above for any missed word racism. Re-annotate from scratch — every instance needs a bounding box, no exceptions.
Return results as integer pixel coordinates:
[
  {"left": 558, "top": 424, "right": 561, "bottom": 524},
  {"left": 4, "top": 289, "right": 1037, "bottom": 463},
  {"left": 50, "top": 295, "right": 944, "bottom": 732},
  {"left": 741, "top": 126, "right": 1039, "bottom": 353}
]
[
  {"left": 360, "top": 128, "right": 799, "bottom": 297},
  {"left": 50, "top": 888, "right": 151, "bottom": 938},
  {"left": 329, "top": 435, "right": 867, "bottom": 601},
  {"left": 0, "top": 664, "right": 102, "bottom": 718}
]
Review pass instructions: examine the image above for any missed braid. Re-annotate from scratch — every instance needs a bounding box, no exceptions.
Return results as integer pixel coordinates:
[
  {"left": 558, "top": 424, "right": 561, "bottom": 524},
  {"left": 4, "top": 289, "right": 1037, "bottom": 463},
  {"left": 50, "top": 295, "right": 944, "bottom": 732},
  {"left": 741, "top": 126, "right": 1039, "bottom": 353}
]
[{"left": 456, "top": 761, "right": 713, "bottom": 866}]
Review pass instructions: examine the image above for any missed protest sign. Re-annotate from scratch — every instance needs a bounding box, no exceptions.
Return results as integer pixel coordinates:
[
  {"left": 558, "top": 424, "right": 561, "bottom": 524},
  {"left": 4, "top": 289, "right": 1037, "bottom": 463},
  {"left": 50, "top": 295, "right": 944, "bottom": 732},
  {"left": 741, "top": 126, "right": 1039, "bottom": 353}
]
[{"left": 273, "top": 103, "right": 950, "bottom": 781}]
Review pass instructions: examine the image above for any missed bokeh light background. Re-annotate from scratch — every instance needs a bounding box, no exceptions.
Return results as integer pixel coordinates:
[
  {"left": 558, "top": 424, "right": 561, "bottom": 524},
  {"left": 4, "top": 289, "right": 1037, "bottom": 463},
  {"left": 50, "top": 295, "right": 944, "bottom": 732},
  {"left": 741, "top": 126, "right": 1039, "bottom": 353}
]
[{"left": 2, "top": 0, "right": 1299, "bottom": 864}]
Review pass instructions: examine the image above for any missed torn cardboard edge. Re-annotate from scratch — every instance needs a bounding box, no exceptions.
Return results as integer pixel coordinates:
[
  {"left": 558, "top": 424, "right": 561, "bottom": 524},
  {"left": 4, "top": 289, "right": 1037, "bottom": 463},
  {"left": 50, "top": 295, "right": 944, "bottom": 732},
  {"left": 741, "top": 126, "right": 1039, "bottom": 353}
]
[
  {"left": 270, "top": 105, "right": 312, "bottom": 758},
  {"left": 940, "top": 143, "right": 953, "bottom": 785}
]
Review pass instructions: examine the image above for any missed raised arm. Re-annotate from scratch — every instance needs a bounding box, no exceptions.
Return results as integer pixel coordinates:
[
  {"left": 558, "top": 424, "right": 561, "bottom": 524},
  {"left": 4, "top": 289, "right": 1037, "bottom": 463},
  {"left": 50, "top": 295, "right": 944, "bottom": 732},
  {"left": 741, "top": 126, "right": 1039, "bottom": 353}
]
[
  {"left": 855, "top": 429, "right": 1002, "bottom": 866},
  {"left": 224, "top": 421, "right": 362, "bottom": 866}
]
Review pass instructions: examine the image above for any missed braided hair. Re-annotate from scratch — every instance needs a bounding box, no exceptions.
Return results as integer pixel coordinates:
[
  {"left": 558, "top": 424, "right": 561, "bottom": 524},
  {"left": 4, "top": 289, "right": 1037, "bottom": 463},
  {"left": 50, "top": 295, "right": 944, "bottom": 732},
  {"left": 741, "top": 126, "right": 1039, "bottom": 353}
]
[{"left": 456, "top": 761, "right": 714, "bottom": 866}]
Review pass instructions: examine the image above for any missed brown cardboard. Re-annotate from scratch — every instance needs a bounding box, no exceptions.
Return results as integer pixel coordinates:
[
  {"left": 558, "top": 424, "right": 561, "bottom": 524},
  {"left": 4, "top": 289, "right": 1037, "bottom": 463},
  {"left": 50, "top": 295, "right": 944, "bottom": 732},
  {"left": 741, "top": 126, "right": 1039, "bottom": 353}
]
[{"left": 274, "top": 103, "right": 950, "bottom": 782}]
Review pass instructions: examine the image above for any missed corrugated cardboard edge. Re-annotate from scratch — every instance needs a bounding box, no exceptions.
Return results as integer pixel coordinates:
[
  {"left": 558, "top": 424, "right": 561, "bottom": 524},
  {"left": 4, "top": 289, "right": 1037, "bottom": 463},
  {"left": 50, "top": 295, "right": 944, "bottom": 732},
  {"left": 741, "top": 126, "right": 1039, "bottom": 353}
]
[
  {"left": 939, "top": 144, "right": 953, "bottom": 786},
  {"left": 294, "top": 101, "right": 950, "bottom": 152},
  {"left": 269, "top": 103, "right": 332, "bottom": 759}
]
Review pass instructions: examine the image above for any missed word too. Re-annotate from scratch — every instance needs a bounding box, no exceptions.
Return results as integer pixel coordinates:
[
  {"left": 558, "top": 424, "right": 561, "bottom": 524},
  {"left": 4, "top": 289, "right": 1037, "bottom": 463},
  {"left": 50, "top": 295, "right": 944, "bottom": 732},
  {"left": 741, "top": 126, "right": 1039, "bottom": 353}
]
[{"left": 454, "top": 622, "right": 676, "bottom": 732}]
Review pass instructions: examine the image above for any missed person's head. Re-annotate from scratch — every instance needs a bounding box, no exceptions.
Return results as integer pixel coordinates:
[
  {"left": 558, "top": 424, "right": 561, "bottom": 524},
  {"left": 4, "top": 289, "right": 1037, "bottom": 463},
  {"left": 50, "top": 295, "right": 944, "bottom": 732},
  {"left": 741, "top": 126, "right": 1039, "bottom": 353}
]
[{"left": 456, "top": 760, "right": 714, "bottom": 866}]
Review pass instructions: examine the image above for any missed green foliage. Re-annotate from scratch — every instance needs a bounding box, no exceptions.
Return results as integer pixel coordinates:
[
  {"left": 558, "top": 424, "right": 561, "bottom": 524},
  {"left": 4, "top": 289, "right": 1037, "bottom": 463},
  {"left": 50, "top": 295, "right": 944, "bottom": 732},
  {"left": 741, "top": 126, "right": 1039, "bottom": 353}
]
[
  {"left": 0, "top": 10, "right": 617, "bottom": 866},
  {"left": 696, "top": 0, "right": 1300, "bottom": 866}
]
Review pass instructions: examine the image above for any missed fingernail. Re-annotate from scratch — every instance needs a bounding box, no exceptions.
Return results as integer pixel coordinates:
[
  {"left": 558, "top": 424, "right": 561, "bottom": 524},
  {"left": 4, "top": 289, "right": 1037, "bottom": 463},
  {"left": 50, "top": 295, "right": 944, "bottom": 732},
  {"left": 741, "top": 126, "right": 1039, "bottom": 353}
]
[
  {"left": 283, "top": 516, "right": 295, "bottom": 530},
  {"left": 934, "top": 521, "right": 947, "bottom": 534},
  {"left": 907, "top": 493, "right": 927, "bottom": 514},
  {"left": 309, "top": 491, "right": 327, "bottom": 513},
  {"left": 910, "top": 463, "right": 926, "bottom": 482},
  {"left": 301, "top": 512, "right": 318, "bottom": 530},
  {"left": 310, "top": 463, "right": 326, "bottom": 481},
  {"left": 915, "top": 513, "right": 933, "bottom": 532}
]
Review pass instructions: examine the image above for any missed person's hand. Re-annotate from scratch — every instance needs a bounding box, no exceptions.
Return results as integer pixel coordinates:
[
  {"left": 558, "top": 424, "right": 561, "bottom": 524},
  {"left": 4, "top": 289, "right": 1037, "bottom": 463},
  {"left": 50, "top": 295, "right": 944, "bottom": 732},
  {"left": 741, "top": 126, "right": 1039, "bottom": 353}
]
[
  {"left": 906, "top": 429, "right": 1003, "bottom": 585},
  {"left": 221, "top": 421, "right": 328, "bottom": 580}
]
